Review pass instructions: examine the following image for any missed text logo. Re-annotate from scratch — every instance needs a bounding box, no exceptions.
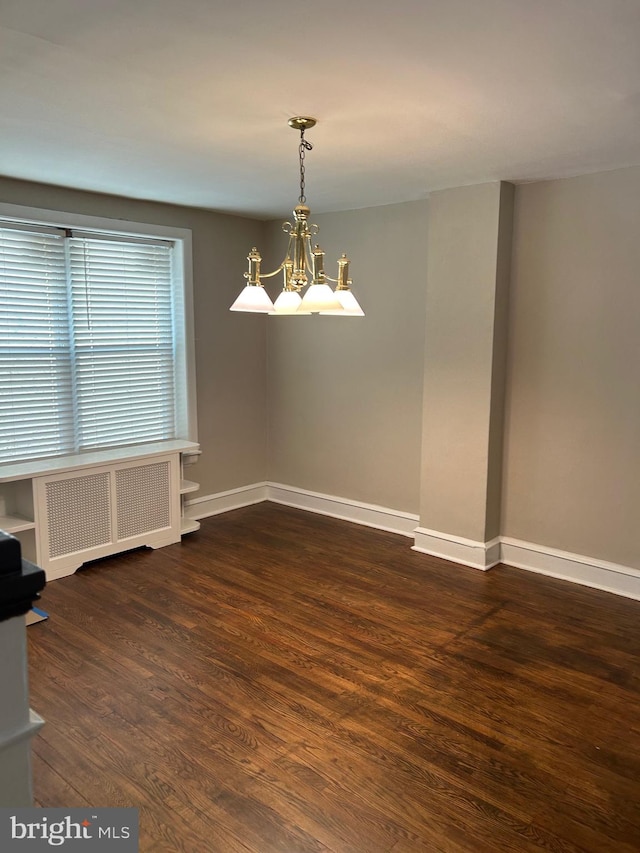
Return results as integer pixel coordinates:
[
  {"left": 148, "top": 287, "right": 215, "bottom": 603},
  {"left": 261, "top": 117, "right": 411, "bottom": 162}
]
[{"left": 1, "top": 809, "right": 138, "bottom": 851}]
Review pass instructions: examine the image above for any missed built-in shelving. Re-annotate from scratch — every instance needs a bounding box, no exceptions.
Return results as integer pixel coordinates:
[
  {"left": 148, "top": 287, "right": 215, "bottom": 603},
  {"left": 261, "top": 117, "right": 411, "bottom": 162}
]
[
  {"left": 180, "top": 518, "right": 201, "bottom": 535},
  {"left": 0, "top": 516, "right": 35, "bottom": 534},
  {"left": 0, "top": 440, "right": 200, "bottom": 581},
  {"left": 179, "top": 455, "right": 200, "bottom": 535}
]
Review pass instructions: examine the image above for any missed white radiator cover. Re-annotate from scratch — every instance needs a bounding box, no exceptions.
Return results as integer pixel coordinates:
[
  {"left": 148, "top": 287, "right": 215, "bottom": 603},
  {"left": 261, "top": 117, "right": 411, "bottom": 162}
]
[
  {"left": 115, "top": 461, "right": 172, "bottom": 540},
  {"left": 45, "top": 470, "right": 113, "bottom": 558},
  {"left": 35, "top": 454, "right": 181, "bottom": 577}
]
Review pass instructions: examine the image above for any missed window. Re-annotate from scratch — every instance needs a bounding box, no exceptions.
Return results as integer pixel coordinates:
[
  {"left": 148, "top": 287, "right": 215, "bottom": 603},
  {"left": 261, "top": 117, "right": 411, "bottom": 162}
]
[{"left": 0, "top": 209, "right": 195, "bottom": 465}]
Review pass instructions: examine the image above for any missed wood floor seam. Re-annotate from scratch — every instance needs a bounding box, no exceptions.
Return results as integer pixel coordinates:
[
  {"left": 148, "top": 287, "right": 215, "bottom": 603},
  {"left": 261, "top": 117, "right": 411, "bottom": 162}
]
[{"left": 26, "top": 503, "right": 640, "bottom": 852}]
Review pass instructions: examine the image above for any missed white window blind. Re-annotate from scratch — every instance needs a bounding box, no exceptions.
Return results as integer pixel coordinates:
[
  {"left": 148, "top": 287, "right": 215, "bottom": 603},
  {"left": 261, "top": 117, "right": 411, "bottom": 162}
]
[
  {"left": 0, "top": 224, "right": 179, "bottom": 464},
  {"left": 69, "top": 237, "right": 176, "bottom": 450},
  {"left": 0, "top": 227, "right": 74, "bottom": 462}
]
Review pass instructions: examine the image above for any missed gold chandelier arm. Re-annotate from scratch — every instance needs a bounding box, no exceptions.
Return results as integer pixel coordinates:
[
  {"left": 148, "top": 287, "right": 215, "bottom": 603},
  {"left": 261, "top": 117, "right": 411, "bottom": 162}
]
[
  {"left": 255, "top": 233, "right": 295, "bottom": 279},
  {"left": 257, "top": 264, "right": 286, "bottom": 279}
]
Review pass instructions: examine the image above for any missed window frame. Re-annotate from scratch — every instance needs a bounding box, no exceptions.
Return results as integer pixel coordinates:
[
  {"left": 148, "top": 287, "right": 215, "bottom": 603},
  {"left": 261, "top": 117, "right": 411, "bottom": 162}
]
[{"left": 0, "top": 202, "right": 197, "bottom": 462}]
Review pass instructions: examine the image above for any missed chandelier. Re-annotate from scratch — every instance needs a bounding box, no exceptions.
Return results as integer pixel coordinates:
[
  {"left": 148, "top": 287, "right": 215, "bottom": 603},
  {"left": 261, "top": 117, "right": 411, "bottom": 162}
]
[{"left": 230, "top": 117, "right": 364, "bottom": 316}]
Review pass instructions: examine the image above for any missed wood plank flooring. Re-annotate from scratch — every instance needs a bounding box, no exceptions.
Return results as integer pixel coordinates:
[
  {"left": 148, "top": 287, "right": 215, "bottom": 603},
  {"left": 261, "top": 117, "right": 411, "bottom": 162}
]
[{"left": 27, "top": 503, "right": 640, "bottom": 852}]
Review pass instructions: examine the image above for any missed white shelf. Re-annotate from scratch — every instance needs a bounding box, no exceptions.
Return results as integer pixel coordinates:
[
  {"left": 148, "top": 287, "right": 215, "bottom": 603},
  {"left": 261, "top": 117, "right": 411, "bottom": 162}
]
[
  {"left": 179, "top": 454, "right": 199, "bottom": 535},
  {"left": 0, "top": 515, "right": 36, "bottom": 534}
]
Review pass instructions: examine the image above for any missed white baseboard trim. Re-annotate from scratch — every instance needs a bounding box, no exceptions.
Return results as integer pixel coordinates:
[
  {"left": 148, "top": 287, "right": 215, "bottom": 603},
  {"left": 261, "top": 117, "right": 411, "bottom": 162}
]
[
  {"left": 184, "top": 482, "right": 640, "bottom": 601},
  {"left": 412, "top": 527, "right": 501, "bottom": 571},
  {"left": 185, "top": 482, "right": 269, "bottom": 519},
  {"left": 267, "top": 482, "right": 419, "bottom": 537},
  {"left": 187, "top": 481, "right": 418, "bottom": 537},
  {"left": 500, "top": 537, "right": 640, "bottom": 601},
  {"left": 412, "top": 529, "right": 640, "bottom": 597}
]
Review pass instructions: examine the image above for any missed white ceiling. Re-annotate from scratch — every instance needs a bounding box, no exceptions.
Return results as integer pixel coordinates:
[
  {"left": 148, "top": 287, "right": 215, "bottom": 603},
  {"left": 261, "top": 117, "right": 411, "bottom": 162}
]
[{"left": 1, "top": 0, "right": 639, "bottom": 219}]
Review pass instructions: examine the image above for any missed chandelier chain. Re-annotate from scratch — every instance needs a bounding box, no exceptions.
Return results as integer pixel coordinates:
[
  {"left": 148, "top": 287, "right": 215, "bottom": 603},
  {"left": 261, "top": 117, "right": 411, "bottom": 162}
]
[
  {"left": 298, "top": 127, "right": 313, "bottom": 204},
  {"left": 231, "top": 118, "right": 363, "bottom": 315}
]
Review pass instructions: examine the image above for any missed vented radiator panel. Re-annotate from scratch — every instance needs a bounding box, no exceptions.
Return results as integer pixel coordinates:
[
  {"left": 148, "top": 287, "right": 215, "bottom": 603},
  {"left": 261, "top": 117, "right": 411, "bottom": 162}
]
[
  {"left": 45, "top": 471, "right": 112, "bottom": 558},
  {"left": 34, "top": 451, "right": 181, "bottom": 577},
  {"left": 116, "top": 461, "right": 171, "bottom": 540}
]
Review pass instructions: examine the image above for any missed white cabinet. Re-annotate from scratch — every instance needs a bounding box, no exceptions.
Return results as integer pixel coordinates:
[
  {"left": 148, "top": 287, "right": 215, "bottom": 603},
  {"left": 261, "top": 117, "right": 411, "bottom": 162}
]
[{"left": 0, "top": 441, "right": 199, "bottom": 581}]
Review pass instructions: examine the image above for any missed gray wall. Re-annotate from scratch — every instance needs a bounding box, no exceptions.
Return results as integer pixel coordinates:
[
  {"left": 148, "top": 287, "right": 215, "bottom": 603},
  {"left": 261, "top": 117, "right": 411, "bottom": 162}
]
[
  {"left": 502, "top": 166, "right": 640, "bottom": 568},
  {"left": 0, "top": 177, "right": 268, "bottom": 497},
  {"left": 3, "top": 165, "right": 639, "bottom": 572},
  {"left": 265, "top": 201, "right": 428, "bottom": 514}
]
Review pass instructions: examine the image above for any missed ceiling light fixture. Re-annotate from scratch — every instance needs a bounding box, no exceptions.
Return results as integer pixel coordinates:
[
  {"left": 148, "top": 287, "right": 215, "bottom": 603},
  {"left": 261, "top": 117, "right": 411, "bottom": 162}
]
[{"left": 230, "top": 117, "right": 364, "bottom": 317}]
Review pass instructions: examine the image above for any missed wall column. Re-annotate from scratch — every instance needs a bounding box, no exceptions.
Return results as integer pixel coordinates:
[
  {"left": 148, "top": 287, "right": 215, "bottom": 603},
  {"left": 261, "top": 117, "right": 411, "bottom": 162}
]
[{"left": 414, "top": 182, "right": 514, "bottom": 569}]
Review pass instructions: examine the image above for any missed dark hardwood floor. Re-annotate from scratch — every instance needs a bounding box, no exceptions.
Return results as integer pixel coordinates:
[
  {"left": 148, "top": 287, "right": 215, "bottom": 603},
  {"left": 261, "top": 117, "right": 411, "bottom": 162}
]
[{"left": 27, "top": 503, "right": 640, "bottom": 852}]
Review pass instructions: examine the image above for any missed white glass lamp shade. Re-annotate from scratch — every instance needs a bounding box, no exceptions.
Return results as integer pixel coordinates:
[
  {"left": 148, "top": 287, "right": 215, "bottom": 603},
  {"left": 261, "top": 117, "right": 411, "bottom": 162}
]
[
  {"left": 230, "top": 284, "right": 274, "bottom": 313},
  {"left": 320, "top": 289, "right": 365, "bottom": 316},
  {"left": 298, "top": 283, "right": 343, "bottom": 313},
  {"left": 271, "top": 290, "right": 311, "bottom": 315}
]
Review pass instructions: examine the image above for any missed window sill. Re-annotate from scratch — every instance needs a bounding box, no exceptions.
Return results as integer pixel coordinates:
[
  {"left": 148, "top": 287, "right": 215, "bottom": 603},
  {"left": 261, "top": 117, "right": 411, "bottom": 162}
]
[{"left": 0, "top": 440, "right": 200, "bottom": 483}]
